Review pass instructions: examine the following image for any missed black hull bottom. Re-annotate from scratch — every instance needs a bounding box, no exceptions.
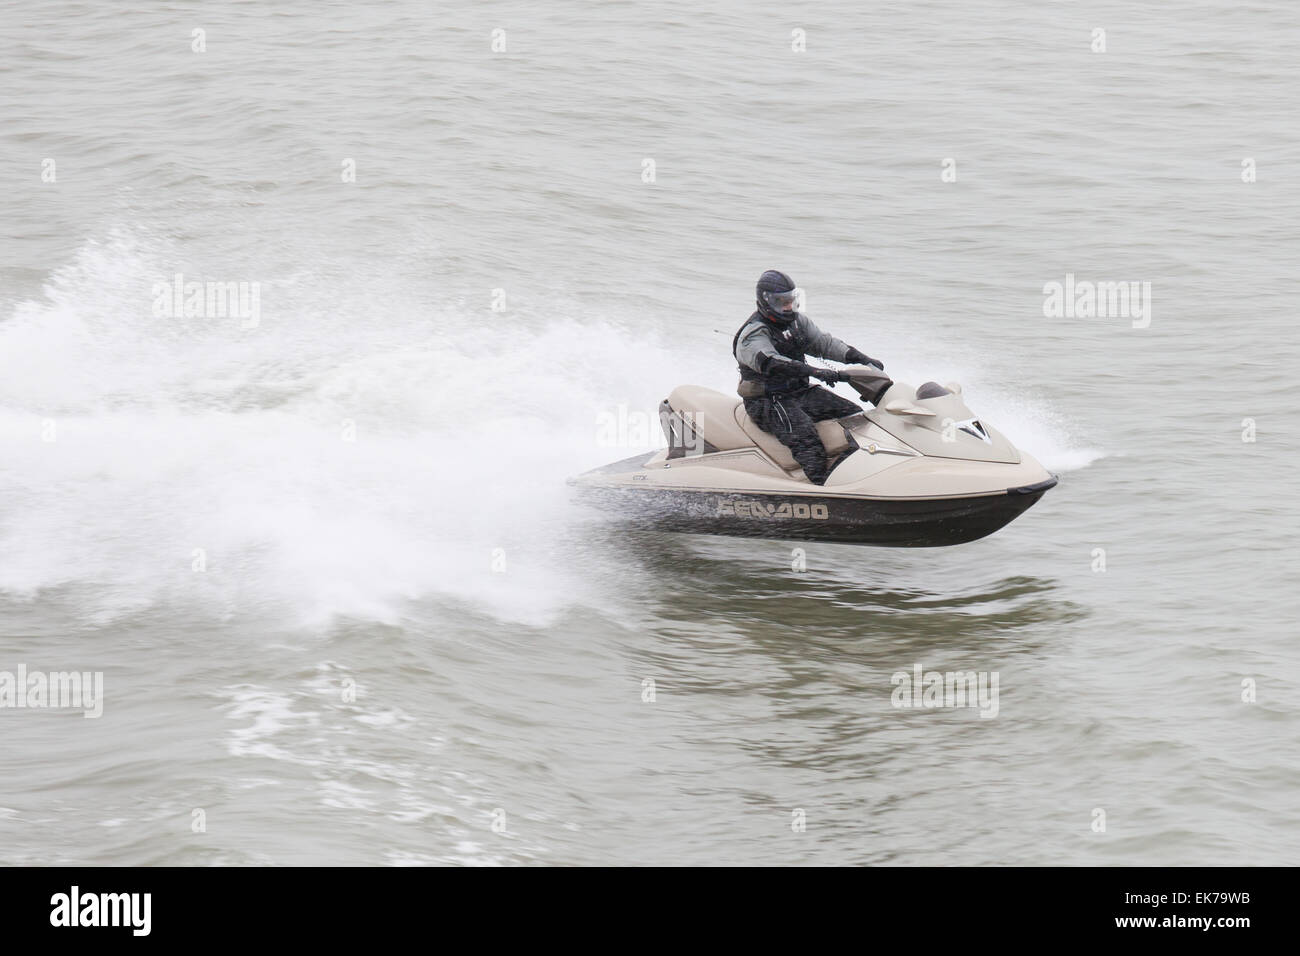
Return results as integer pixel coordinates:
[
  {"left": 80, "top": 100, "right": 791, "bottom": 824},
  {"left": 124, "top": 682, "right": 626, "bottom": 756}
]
[{"left": 574, "top": 479, "right": 1055, "bottom": 548}]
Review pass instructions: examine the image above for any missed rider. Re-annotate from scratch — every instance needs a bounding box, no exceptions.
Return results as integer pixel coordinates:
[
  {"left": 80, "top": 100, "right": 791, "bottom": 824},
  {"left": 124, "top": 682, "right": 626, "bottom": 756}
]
[{"left": 733, "top": 270, "right": 890, "bottom": 484}]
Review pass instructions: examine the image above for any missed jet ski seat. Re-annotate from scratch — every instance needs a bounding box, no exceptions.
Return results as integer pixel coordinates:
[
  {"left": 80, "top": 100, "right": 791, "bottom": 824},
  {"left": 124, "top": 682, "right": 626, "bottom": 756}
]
[
  {"left": 665, "top": 385, "right": 852, "bottom": 477},
  {"left": 665, "top": 386, "right": 753, "bottom": 452},
  {"left": 734, "top": 406, "right": 852, "bottom": 474}
]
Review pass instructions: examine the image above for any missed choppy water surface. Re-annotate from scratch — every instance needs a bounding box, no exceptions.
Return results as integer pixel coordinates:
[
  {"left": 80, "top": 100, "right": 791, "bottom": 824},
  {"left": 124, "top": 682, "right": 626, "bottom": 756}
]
[{"left": 1, "top": 1, "right": 1297, "bottom": 864}]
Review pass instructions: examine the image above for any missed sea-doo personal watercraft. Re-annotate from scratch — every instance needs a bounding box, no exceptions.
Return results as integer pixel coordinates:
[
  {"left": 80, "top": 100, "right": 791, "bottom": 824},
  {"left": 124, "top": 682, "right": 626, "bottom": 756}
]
[{"left": 571, "top": 367, "right": 1057, "bottom": 547}]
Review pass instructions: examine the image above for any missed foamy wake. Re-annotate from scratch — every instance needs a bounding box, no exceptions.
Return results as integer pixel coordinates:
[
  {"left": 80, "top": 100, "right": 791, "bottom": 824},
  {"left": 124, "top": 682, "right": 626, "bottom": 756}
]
[{"left": 0, "top": 229, "right": 1101, "bottom": 629}]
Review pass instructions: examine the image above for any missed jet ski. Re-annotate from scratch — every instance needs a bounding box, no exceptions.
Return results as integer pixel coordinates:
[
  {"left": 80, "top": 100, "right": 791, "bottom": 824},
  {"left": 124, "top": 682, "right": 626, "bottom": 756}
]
[{"left": 570, "top": 367, "right": 1057, "bottom": 547}]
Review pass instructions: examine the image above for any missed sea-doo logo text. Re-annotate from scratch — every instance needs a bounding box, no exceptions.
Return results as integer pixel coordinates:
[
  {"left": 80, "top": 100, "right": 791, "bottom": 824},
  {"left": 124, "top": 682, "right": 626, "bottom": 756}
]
[
  {"left": 50, "top": 886, "right": 151, "bottom": 936},
  {"left": 718, "top": 500, "right": 829, "bottom": 520}
]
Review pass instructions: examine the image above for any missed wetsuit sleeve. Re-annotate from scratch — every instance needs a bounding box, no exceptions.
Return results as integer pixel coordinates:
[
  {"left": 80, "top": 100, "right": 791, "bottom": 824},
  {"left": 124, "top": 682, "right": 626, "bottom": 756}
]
[
  {"left": 737, "top": 320, "right": 827, "bottom": 378},
  {"left": 797, "top": 315, "right": 853, "bottom": 363},
  {"left": 734, "top": 322, "right": 780, "bottom": 373},
  {"left": 766, "top": 356, "right": 825, "bottom": 377}
]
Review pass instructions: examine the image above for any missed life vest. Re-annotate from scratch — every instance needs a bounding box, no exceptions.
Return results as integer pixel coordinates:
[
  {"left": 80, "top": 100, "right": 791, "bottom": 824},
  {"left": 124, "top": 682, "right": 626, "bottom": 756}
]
[{"left": 733, "top": 312, "right": 810, "bottom": 396}]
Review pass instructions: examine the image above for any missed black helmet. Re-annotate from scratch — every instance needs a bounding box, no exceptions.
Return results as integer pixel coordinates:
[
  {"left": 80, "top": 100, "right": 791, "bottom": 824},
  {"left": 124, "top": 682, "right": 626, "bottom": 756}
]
[{"left": 756, "top": 269, "right": 804, "bottom": 325}]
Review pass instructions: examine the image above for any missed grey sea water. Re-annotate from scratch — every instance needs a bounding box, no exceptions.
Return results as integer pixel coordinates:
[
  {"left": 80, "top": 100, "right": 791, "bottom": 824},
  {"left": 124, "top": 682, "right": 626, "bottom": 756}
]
[{"left": 1, "top": 0, "right": 1298, "bottom": 865}]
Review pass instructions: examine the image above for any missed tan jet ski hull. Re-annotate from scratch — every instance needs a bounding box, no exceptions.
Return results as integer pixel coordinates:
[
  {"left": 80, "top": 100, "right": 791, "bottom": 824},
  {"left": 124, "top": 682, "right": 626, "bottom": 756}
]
[{"left": 571, "top": 373, "right": 1057, "bottom": 547}]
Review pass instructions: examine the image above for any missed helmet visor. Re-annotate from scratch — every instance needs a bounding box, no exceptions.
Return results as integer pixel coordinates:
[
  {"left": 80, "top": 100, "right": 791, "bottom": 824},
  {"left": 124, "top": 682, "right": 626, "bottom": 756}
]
[{"left": 761, "top": 287, "right": 805, "bottom": 316}]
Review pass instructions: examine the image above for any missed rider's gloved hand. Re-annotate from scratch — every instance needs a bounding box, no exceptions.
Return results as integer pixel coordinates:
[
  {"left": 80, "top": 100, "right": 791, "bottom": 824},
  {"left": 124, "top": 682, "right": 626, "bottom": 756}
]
[
  {"left": 845, "top": 348, "right": 884, "bottom": 371},
  {"left": 811, "top": 367, "right": 843, "bottom": 384}
]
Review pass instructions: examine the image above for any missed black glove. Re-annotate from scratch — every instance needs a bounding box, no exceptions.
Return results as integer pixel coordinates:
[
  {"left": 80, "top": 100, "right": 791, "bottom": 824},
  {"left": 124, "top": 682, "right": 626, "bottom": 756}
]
[
  {"left": 810, "top": 367, "right": 843, "bottom": 384},
  {"left": 845, "top": 348, "right": 884, "bottom": 371}
]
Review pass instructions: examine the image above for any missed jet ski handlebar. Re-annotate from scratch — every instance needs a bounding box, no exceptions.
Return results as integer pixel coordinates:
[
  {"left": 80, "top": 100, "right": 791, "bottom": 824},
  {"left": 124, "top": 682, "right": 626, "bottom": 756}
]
[{"left": 836, "top": 364, "right": 894, "bottom": 405}]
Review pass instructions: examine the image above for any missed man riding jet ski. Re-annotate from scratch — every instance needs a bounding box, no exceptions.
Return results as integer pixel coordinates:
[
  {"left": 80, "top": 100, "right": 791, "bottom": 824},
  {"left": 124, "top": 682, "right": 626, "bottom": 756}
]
[
  {"left": 734, "top": 270, "right": 893, "bottom": 484},
  {"left": 571, "top": 278, "right": 1058, "bottom": 547}
]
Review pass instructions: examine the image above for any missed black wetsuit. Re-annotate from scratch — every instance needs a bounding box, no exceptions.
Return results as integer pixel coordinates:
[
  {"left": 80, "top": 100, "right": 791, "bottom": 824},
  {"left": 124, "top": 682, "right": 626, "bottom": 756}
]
[{"left": 732, "top": 311, "right": 875, "bottom": 484}]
